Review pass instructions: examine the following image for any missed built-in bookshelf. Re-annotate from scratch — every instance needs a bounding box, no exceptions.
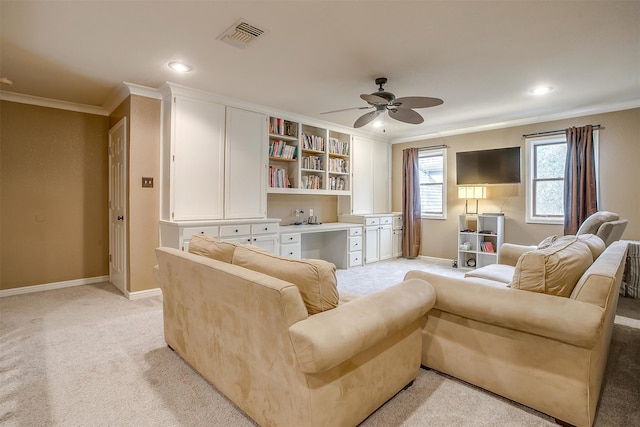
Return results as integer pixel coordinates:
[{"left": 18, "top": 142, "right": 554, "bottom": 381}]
[
  {"left": 268, "top": 116, "right": 351, "bottom": 195},
  {"left": 268, "top": 117, "right": 299, "bottom": 190}
]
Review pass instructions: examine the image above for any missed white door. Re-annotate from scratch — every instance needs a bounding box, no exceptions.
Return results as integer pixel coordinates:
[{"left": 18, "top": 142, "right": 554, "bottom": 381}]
[
  {"left": 379, "top": 224, "right": 393, "bottom": 261},
  {"left": 109, "top": 118, "right": 127, "bottom": 294},
  {"left": 365, "top": 226, "right": 379, "bottom": 263}
]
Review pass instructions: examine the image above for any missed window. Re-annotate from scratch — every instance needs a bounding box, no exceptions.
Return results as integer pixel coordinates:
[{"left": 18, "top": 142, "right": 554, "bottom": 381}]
[
  {"left": 418, "top": 148, "right": 447, "bottom": 218},
  {"left": 526, "top": 132, "right": 599, "bottom": 224}
]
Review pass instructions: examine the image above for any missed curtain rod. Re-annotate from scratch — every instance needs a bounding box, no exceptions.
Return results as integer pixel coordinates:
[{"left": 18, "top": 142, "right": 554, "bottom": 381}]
[
  {"left": 418, "top": 144, "right": 447, "bottom": 151},
  {"left": 523, "top": 124, "right": 601, "bottom": 138}
]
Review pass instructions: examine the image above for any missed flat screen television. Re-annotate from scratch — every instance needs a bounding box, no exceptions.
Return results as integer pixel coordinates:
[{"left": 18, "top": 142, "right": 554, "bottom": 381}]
[{"left": 456, "top": 146, "right": 521, "bottom": 185}]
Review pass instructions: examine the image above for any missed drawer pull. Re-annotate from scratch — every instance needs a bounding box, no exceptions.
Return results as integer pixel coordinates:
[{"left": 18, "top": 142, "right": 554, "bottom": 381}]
[
  {"left": 235, "top": 229, "right": 239, "bottom": 233},
  {"left": 289, "top": 237, "right": 293, "bottom": 241},
  {"left": 289, "top": 252, "right": 293, "bottom": 255},
  {"left": 264, "top": 227, "right": 268, "bottom": 231}
]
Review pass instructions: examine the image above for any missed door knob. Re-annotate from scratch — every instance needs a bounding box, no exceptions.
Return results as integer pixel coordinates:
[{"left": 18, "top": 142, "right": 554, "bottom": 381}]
[{"left": 117, "top": 216, "right": 124, "bottom": 221}]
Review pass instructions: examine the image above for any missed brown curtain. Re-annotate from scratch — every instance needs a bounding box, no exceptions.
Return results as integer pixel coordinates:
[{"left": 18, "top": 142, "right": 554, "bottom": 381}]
[
  {"left": 402, "top": 148, "right": 421, "bottom": 258},
  {"left": 564, "top": 125, "right": 597, "bottom": 235}
]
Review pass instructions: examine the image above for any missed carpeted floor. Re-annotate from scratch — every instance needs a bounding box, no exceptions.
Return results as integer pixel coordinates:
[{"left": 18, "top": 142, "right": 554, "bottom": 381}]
[{"left": 1, "top": 258, "right": 639, "bottom": 426}]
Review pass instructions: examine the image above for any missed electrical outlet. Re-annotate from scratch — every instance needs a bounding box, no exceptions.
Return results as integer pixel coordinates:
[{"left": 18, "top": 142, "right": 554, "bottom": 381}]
[{"left": 142, "top": 177, "right": 154, "bottom": 188}]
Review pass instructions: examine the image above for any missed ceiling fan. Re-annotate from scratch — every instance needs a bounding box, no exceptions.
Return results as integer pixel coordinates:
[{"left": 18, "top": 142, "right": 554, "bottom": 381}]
[{"left": 321, "top": 77, "right": 444, "bottom": 128}]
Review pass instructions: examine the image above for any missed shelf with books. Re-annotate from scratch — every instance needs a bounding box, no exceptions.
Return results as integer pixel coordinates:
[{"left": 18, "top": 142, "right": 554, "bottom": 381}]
[
  {"left": 457, "top": 214, "right": 504, "bottom": 269},
  {"left": 266, "top": 119, "right": 351, "bottom": 195}
]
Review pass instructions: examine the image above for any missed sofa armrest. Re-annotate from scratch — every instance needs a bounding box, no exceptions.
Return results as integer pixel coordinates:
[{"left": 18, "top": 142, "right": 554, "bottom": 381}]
[
  {"left": 404, "top": 270, "right": 604, "bottom": 348},
  {"left": 289, "top": 278, "right": 435, "bottom": 374},
  {"left": 498, "top": 243, "right": 536, "bottom": 266}
]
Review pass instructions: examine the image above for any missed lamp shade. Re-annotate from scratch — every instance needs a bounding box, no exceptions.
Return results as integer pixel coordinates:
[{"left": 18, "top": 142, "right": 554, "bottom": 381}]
[{"left": 458, "top": 186, "right": 486, "bottom": 199}]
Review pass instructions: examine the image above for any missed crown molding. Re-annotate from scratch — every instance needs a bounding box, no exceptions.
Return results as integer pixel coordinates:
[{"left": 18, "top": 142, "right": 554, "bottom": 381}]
[
  {"left": 102, "top": 82, "right": 162, "bottom": 114},
  {"left": 390, "top": 98, "right": 640, "bottom": 144},
  {"left": 0, "top": 90, "right": 109, "bottom": 116}
]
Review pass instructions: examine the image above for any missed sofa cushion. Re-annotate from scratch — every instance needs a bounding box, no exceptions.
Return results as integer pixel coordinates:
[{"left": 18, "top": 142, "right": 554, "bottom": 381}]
[
  {"left": 464, "top": 263, "right": 515, "bottom": 284},
  {"left": 576, "top": 211, "right": 619, "bottom": 235},
  {"left": 510, "top": 235, "right": 593, "bottom": 297},
  {"left": 188, "top": 234, "right": 238, "bottom": 263},
  {"left": 576, "top": 233, "right": 605, "bottom": 260},
  {"left": 232, "top": 244, "right": 339, "bottom": 315}
]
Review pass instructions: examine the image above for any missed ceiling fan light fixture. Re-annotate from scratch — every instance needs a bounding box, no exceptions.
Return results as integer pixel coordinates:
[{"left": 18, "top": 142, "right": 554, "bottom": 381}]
[{"left": 168, "top": 61, "right": 192, "bottom": 73}]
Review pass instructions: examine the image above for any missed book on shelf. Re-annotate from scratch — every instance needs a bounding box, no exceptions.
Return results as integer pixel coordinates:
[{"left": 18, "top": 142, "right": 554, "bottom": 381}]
[
  {"left": 328, "top": 138, "right": 349, "bottom": 155},
  {"left": 480, "top": 241, "right": 495, "bottom": 253},
  {"left": 269, "top": 165, "right": 291, "bottom": 188},
  {"left": 329, "top": 176, "right": 346, "bottom": 191},
  {"left": 301, "top": 155, "right": 323, "bottom": 170},
  {"left": 329, "top": 158, "right": 349, "bottom": 173},
  {"left": 269, "top": 117, "right": 297, "bottom": 138},
  {"left": 301, "top": 132, "right": 325, "bottom": 151},
  {"left": 269, "top": 140, "right": 297, "bottom": 159},
  {"left": 300, "top": 174, "right": 322, "bottom": 190}
]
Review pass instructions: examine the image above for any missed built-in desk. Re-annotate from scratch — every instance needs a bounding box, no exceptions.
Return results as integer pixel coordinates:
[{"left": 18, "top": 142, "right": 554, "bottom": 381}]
[{"left": 279, "top": 222, "right": 363, "bottom": 269}]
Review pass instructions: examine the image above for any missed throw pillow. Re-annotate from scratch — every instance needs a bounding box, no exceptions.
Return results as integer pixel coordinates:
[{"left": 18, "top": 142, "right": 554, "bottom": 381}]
[
  {"left": 537, "top": 235, "right": 558, "bottom": 249},
  {"left": 576, "top": 233, "right": 605, "bottom": 260},
  {"left": 188, "top": 234, "right": 237, "bottom": 263},
  {"left": 232, "top": 244, "right": 339, "bottom": 315},
  {"left": 510, "top": 235, "right": 593, "bottom": 297}
]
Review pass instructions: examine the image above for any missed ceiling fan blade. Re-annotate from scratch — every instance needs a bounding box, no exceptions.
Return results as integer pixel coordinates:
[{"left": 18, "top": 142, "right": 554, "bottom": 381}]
[
  {"left": 360, "top": 94, "right": 388, "bottom": 105},
  {"left": 320, "top": 106, "right": 372, "bottom": 114},
  {"left": 393, "top": 96, "right": 444, "bottom": 109},
  {"left": 354, "top": 110, "right": 381, "bottom": 128},
  {"left": 388, "top": 108, "right": 424, "bottom": 124}
]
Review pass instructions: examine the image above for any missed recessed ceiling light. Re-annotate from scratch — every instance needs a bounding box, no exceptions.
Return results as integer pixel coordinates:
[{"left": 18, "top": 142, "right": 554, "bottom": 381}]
[
  {"left": 530, "top": 85, "right": 553, "bottom": 95},
  {"left": 168, "top": 61, "right": 192, "bottom": 72}
]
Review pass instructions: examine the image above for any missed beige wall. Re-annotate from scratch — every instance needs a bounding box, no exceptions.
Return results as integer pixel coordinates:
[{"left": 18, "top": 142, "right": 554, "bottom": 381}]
[
  {"left": 267, "top": 194, "right": 338, "bottom": 225},
  {"left": 110, "top": 95, "right": 161, "bottom": 293},
  {"left": 392, "top": 108, "right": 640, "bottom": 260},
  {"left": 1, "top": 101, "right": 109, "bottom": 290}
]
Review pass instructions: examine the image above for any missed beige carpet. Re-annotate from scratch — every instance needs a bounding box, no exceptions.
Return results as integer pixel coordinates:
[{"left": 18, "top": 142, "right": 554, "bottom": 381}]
[{"left": 1, "top": 258, "right": 639, "bottom": 426}]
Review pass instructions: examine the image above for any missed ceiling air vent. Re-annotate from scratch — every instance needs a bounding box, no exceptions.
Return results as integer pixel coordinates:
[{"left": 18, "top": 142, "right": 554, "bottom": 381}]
[{"left": 218, "top": 19, "right": 268, "bottom": 49}]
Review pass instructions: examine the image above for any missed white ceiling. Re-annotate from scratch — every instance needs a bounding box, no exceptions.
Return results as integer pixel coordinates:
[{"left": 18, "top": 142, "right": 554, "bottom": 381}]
[{"left": 1, "top": 1, "right": 639, "bottom": 142}]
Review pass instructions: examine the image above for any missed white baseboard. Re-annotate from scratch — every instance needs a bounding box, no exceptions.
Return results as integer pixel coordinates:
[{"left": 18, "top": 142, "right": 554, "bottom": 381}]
[
  {"left": 0, "top": 275, "right": 110, "bottom": 298},
  {"left": 126, "top": 288, "right": 162, "bottom": 300},
  {"left": 419, "top": 255, "right": 456, "bottom": 267}
]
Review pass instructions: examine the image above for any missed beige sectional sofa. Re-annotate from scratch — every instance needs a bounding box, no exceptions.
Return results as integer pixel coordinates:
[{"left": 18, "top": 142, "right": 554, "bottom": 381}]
[
  {"left": 406, "top": 235, "right": 629, "bottom": 427},
  {"left": 154, "top": 235, "right": 436, "bottom": 427}
]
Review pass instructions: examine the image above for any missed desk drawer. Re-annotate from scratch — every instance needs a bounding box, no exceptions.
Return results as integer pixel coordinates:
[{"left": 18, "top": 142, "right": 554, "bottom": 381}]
[
  {"left": 251, "top": 222, "right": 279, "bottom": 235},
  {"left": 182, "top": 226, "right": 219, "bottom": 240},
  {"left": 280, "top": 244, "right": 301, "bottom": 259},
  {"left": 280, "top": 233, "right": 301, "bottom": 244},
  {"left": 220, "top": 224, "right": 251, "bottom": 237},
  {"left": 349, "top": 227, "right": 363, "bottom": 237},
  {"left": 380, "top": 216, "right": 393, "bottom": 226},
  {"left": 365, "top": 217, "right": 380, "bottom": 226},
  {"left": 349, "top": 251, "right": 363, "bottom": 267},
  {"left": 349, "top": 236, "right": 362, "bottom": 251}
]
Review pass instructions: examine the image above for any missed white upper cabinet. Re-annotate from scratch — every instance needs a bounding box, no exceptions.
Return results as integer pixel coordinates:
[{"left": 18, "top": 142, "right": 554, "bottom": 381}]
[
  {"left": 161, "top": 84, "right": 267, "bottom": 221},
  {"left": 225, "top": 106, "right": 267, "bottom": 219},
  {"left": 351, "top": 136, "right": 391, "bottom": 214},
  {"left": 165, "top": 94, "right": 226, "bottom": 221}
]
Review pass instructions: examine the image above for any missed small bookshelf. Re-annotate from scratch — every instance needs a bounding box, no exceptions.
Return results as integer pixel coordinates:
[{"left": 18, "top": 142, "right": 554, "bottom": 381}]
[{"left": 457, "top": 213, "right": 504, "bottom": 269}]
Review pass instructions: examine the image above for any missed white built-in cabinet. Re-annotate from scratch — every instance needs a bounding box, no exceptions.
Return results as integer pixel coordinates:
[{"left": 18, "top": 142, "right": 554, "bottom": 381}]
[
  {"left": 164, "top": 94, "right": 226, "bottom": 220},
  {"left": 340, "top": 215, "right": 393, "bottom": 264},
  {"left": 340, "top": 136, "right": 391, "bottom": 215},
  {"left": 225, "top": 107, "right": 267, "bottom": 219},
  {"left": 160, "top": 83, "right": 267, "bottom": 222}
]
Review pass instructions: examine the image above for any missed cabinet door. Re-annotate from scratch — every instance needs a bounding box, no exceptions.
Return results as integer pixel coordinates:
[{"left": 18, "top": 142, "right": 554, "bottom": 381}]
[
  {"left": 172, "top": 96, "right": 226, "bottom": 220},
  {"left": 392, "top": 229, "right": 402, "bottom": 258},
  {"left": 225, "top": 107, "right": 267, "bottom": 219},
  {"left": 351, "top": 137, "right": 374, "bottom": 214},
  {"left": 365, "top": 225, "right": 379, "bottom": 263},
  {"left": 372, "top": 141, "right": 391, "bottom": 214},
  {"left": 379, "top": 224, "right": 393, "bottom": 261},
  {"left": 252, "top": 234, "right": 279, "bottom": 254}
]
